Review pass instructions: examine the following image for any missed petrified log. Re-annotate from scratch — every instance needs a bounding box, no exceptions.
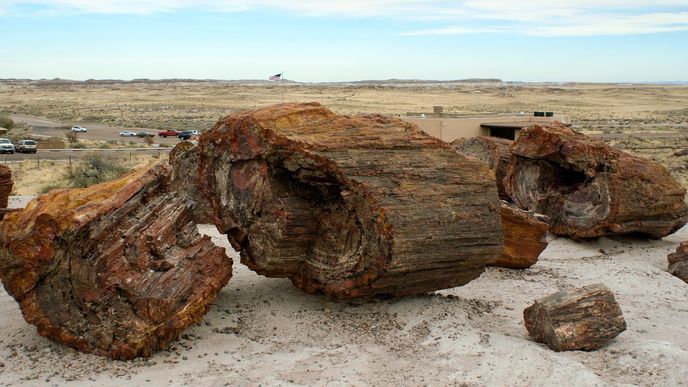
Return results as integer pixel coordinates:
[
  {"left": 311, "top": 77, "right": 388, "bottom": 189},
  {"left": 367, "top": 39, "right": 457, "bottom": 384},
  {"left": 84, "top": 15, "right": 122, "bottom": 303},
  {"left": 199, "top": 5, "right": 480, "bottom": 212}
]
[
  {"left": 193, "top": 102, "right": 504, "bottom": 298},
  {"left": 0, "top": 163, "right": 232, "bottom": 360},
  {"left": 524, "top": 284, "right": 626, "bottom": 351},
  {"left": 504, "top": 122, "right": 688, "bottom": 239},
  {"left": 0, "top": 165, "right": 12, "bottom": 220},
  {"left": 169, "top": 140, "right": 215, "bottom": 224},
  {"left": 451, "top": 136, "right": 513, "bottom": 200},
  {"left": 496, "top": 202, "right": 549, "bottom": 269},
  {"left": 668, "top": 242, "right": 688, "bottom": 283}
]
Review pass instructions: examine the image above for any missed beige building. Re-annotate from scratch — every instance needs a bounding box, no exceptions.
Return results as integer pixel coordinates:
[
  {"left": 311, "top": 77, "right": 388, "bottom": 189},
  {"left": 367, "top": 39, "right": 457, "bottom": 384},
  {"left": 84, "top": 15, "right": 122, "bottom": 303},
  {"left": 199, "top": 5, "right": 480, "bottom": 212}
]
[{"left": 404, "top": 112, "right": 563, "bottom": 143}]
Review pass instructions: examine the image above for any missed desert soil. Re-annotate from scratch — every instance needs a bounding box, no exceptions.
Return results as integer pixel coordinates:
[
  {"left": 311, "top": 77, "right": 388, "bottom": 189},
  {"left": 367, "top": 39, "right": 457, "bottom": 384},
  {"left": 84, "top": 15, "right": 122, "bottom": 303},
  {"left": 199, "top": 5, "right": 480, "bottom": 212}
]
[
  {"left": 1, "top": 80, "right": 687, "bottom": 133},
  {"left": 1, "top": 80, "right": 688, "bottom": 386},
  {"left": 0, "top": 224, "right": 687, "bottom": 386}
]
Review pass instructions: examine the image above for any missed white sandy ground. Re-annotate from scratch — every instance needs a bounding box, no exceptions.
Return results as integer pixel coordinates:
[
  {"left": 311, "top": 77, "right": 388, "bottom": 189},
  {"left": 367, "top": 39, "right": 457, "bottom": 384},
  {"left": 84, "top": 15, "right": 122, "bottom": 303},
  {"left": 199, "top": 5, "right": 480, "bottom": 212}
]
[{"left": 1, "top": 224, "right": 687, "bottom": 386}]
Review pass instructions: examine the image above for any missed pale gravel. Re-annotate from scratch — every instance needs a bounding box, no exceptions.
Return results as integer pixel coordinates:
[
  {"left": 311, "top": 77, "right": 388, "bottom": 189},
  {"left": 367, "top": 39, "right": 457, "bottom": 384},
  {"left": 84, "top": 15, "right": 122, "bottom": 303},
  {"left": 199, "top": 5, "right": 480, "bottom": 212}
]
[{"left": 0, "top": 224, "right": 687, "bottom": 386}]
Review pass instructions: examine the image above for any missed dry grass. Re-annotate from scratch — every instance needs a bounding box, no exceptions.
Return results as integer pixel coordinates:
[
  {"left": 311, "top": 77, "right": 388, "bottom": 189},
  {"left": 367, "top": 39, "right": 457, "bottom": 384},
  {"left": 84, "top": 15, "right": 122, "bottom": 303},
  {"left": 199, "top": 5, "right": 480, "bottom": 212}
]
[
  {"left": 1, "top": 81, "right": 687, "bottom": 133},
  {"left": 2, "top": 80, "right": 688, "bottom": 194},
  {"left": 8, "top": 154, "right": 166, "bottom": 195}
]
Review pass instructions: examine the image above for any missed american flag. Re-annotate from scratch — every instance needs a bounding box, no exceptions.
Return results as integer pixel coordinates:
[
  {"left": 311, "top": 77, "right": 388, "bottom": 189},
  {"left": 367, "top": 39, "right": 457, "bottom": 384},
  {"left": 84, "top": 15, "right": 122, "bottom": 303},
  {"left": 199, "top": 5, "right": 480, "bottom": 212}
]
[{"left": 268, "top": 73, "right": 282, "bottom": 81}]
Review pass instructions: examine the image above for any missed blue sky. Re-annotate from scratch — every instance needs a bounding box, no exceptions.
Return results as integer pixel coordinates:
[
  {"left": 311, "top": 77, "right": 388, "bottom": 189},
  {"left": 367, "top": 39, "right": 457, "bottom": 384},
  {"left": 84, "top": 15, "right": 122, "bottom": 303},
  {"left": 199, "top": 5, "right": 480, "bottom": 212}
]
[{"left": 0, "top": 1, "right": 687, "bottom": 82}]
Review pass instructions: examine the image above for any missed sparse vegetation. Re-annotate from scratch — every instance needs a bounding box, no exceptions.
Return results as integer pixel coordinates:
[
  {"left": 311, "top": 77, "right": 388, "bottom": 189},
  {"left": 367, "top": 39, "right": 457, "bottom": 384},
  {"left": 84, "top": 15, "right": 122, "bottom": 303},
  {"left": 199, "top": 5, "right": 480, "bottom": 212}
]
[
  {"left": 65, "top": 131, "right": 78, "bottom": 144},
  {"left": 66, "top": 153, "right": 131, "bottom": 188},
  {"left": 0, "top": 114, "right": 14, "bottom": 130}
]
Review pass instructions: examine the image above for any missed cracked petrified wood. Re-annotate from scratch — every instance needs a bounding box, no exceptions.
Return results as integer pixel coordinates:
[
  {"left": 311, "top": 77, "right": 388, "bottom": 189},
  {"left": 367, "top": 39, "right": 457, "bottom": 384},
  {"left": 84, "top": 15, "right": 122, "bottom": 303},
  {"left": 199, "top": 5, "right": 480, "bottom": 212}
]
[
  {"left": 451, "top": 136, "right": 513, "bottom": 201},
  {"left": 524, "top": 284, "right": 626, "bottom": 351},
  {"left": 0, "top": 163, "right": 232, "bottom": 360},
  {"left": 497, "top": 202, "right": 548, "bottom": 269},
  {"left": 504, "top": 122, "right": 688, "bottom": 239},
  {"left": 668, "top": 242, "right": 688, "bottom": 283},
  {"left": 192, "top": 102, "right": 504, "bottom": 298},
  {"left": 0, "top": 165, "right": 12, "bottom": 220}
]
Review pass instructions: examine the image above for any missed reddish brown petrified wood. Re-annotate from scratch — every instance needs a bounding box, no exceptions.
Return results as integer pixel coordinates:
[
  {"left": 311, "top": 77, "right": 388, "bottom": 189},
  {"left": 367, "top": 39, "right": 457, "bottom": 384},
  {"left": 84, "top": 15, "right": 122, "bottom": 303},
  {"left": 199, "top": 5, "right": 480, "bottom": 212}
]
[
  {"left": 0, "top": 165, "right": 12, "bottom": 220},
  {"left": 524, "top": 283, "right": 627, "bottom": 351},
  {"left": 504, "top": 122, "right": 688, "bottom": 239},
  {"left": 496, "top": 202, "right": 549, "bottom": 269},
  {"left": 0, "top": 163, "right": 232, "bottom": 360},
  {"left": 668, "top": 241, "right": 688, "bottom": 283},
  {"left": 451, "top": 136, "right": 513, "bottom": 201},
  {"left": 192, "top": 102, "right": 504, "bottom": 298}
]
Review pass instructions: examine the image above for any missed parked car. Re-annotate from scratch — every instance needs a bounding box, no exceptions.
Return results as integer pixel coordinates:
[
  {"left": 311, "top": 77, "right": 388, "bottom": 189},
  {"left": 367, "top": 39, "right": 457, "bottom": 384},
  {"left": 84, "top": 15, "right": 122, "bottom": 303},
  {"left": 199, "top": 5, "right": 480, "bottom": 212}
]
[
  {"left": 119, "top": 131, "right": 136, "bottom": 137},
  {"left": 136, "top": 131, "right": 154, "bottom": 138},
  {"left": 177, "top": 131, "right": 194, "bottom": 140},
  {"left": 0, "top": 138, "right": 15, "bottom": 154},
  {"left": 71, "top": 126, "right": 88, "bottom": 132},
  {"left": 157, "top": 130, "right": 179, "bottom": 138},
  {"left": 15, "top": 139, "right": 37, "bottom": 153}
]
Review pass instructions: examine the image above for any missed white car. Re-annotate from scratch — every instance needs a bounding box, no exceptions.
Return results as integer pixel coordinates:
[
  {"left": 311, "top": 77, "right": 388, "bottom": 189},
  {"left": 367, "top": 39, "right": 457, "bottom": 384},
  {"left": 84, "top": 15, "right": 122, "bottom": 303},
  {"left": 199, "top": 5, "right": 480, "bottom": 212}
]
[
  {"left": 0, "top": 138, "right": 15, "bottom": 154},
  {"left": 71, "top": 126, "right": 88, "bottom": 132},
  {"left": 119, "top": 131, "right": 136, "bottom": 137}
]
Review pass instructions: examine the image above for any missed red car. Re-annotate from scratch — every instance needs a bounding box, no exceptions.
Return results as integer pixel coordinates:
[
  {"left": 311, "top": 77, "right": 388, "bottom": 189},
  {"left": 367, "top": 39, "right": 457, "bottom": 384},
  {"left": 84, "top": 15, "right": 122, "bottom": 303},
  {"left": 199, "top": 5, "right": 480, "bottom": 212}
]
[{"left": 157, "top": 130, "right": 179, "bottom": 138}]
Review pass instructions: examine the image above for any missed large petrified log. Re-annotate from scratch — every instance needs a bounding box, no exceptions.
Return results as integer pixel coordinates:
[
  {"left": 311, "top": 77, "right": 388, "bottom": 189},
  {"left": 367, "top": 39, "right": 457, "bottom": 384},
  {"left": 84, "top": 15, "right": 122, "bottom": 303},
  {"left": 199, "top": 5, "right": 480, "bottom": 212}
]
[
  {"left": 451, "top": 136, "right": 513, "bottom": 200},
  {"left": 667, "top": 242, "right": 688, "bottom": 283},
  {"left": 524, "top": 283, "right": 627, "bottom": 351},
  {"left": 504, "top": 122, "right": 688, "bottom": 238},
  {"left": 497, "top": 202, "right": 548, "bottom": 269},
  {"left": 191, "top": 102, "right": 504, "bottom": 298},
  {"left": 0, "top": 165, "right": 12, "bottom": 220},
  {"left": 451, "top": 138, "right": 548, "bottom": 268},
  {"left": 0, "top": 163, "right": 232, "bottom": 359}
]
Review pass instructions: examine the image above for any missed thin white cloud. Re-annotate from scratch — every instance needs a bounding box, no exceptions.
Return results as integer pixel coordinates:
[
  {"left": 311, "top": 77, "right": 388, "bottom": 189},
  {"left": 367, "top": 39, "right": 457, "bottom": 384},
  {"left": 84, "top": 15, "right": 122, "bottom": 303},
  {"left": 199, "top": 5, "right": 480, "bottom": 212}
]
[{"left": 2, "top": 0, "right": 688, "bottom": 36}]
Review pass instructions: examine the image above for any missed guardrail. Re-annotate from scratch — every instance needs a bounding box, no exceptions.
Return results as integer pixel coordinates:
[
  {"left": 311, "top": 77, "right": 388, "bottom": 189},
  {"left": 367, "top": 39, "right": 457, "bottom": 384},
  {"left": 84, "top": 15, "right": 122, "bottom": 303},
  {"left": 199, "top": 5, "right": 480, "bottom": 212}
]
[
  {"left": 36, "top": 147, "right": 173, "bottom": 152},
  {"left": 0, "top": 147, "right": 172, "bottom": 165}
]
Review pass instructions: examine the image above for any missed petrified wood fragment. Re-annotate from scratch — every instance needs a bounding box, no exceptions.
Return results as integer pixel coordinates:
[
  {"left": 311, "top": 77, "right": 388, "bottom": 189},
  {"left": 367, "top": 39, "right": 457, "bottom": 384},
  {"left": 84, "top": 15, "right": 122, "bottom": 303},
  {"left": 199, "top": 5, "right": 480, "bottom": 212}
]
[
  {"left": 668, "top": 242, "right": 688, "bottom": 283},
  {"left": 524, "top": 284, "right": 626, "bottom": 351},
  {"left": 504, "top": 122, "right": 688, "bottom": 239},
  {"left": 0, "top": 164, "right": 232, "bottom": 360},
  {"left": 496, "top": 202, "right": 548, "bottom": 269},
  {"left": 194, "top": 102, "right": 504, "bottom": 298},
  {"left": 451, "top": 136, "right": 513, "bottom": 200},
  {"left": 0, "top": 165, "right": 12, "bottom": 220}
]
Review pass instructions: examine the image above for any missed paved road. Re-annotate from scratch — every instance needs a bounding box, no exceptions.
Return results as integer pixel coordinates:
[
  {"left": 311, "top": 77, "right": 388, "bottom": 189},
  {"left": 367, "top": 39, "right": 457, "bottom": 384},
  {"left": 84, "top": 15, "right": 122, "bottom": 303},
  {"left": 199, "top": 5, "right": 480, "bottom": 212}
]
[
  {"left": 0, "top": 148, "right": 171, "bottom": 163},
  {"left": 9, "top": 114, "right": 187, "bottom": 147}
]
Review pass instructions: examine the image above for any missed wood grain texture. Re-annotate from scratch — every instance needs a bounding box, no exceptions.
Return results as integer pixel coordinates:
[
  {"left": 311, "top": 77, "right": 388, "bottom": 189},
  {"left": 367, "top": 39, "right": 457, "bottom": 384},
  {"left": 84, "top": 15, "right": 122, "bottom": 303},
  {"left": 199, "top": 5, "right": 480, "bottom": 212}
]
[
  {"left": 497, "top": 202, "right": 549, "bottom": 269},
  {"left": 0, "top": 165, "right": 12, "bottom": 220},
  {"left": 451, "top": 136, "right": 513, "bottom": 201},
  {"left": 667, "top": 241, "right": 688, "bottom": 283},
  {"left": 524, "top": 283, "right": 627, "bottom": 351},
  {"left": 504, "top": 122, "right": 688, "bottom": 239},
  {"left": 0, "top": 163, "right": 232, "bottom": 359},
  {"left": 193, "top": 102, "right": 504, "bottom": 298}
]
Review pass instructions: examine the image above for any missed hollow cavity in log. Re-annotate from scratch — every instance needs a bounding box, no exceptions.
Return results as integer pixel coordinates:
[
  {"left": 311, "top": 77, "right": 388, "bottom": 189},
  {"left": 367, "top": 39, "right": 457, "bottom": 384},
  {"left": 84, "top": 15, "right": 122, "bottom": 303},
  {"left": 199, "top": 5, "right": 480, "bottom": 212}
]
[
  {"left": 190, "top": 102, "right": 504, "bottom": 298},
  {"left": 504, "top": 122, "right": 687, "bottom": 238}
]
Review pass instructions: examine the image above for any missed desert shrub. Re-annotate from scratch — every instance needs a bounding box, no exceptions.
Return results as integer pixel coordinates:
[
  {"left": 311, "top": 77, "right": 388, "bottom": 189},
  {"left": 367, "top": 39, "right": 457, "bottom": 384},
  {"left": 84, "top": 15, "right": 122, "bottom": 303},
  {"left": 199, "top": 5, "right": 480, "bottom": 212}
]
[
  {"left": 99, "top": 143, "right": 111, "bottom": 149},
  {"left": 70, "top": 142, "right": 86, "bottom": 149},
  {"left": 157, "top": 143, "right": 171, "bottom": 148},
  {"left": 143, "top": 136, "right": 154, "bottom": 146},
  {"left": 66, "top": 131, "right": 78, "bottom": 144},
  {"left": 38, "top": 182, "right": 67, "bottom": 194},
  {"left": 67, "top": 153, "right": 131, "bottom": 188},
  {"left": 0, "top": 114, "right": 14, "bottom": 129}
]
